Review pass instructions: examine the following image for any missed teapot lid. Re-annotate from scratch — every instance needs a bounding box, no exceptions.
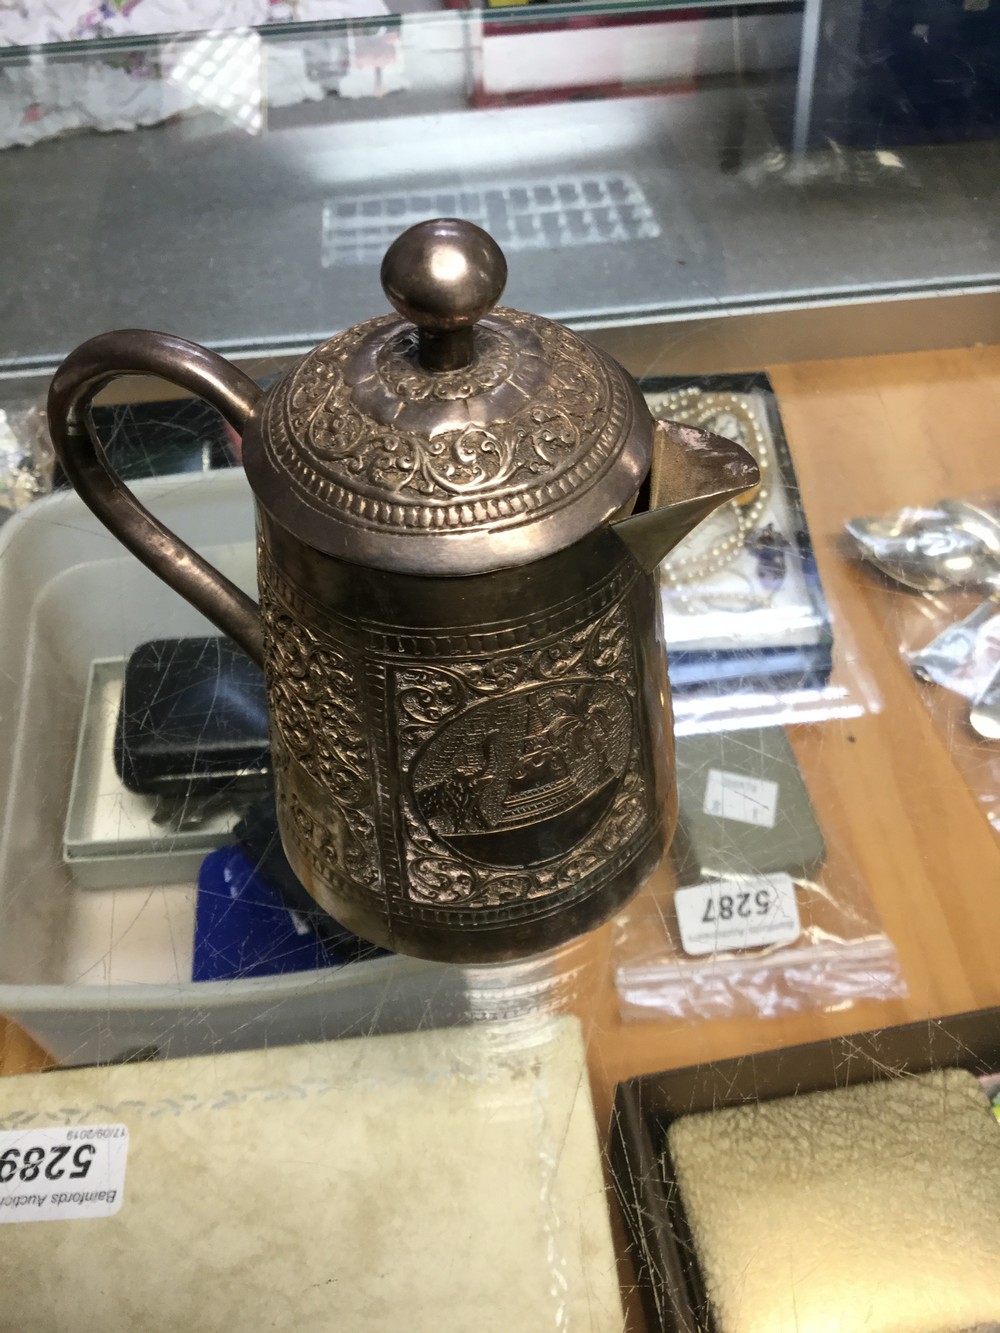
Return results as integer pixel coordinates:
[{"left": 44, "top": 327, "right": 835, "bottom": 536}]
[{"left": 243, "top": 219, "right": 653, "bottom": 576}]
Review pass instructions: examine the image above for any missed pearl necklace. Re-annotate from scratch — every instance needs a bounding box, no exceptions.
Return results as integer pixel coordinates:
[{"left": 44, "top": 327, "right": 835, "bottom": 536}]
[{"left": 648, "top": 388, "right": 776, "bottom": 611}]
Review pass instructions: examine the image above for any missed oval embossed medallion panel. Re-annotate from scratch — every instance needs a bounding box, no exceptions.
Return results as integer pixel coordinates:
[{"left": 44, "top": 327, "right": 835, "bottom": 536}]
[{"left": 412, "top": 681, "right": 633, "bottom": 868}]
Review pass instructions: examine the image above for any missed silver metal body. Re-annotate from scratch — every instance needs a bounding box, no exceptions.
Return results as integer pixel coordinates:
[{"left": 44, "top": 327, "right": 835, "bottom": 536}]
[{"left": 46, "top": 220, "right": 758, "bottom": 963}]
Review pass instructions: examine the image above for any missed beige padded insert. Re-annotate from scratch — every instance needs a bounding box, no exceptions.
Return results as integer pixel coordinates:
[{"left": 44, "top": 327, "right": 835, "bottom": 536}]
[
  {"left": 0, "top": 1016, "right": 623, "bottom": 1333},
  {"left": 668, "top": 1068, "right": 1000, "bottom": 1333}
]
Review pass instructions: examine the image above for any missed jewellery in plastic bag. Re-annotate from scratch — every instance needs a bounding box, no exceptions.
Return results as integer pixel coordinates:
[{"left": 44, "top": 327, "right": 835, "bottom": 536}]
[
  {"left": 907, "top": 600, "right": 1000, "bottom": 700},
  {"left": 971, "top": 659, "right": 1000, "bottom": 740},
  {"left": 846, "top": 499, "right": 1000, "bottom": 595}
]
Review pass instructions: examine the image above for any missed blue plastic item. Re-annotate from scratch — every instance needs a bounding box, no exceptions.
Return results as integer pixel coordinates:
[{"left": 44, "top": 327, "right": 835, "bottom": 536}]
[{"left": 193, "top": 844, "right": 338, "bottom": 982}]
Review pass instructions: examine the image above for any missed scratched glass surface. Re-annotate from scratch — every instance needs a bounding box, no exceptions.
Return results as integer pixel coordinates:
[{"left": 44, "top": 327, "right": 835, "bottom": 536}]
[
  {"left": 1, "top": 7, "right": 1000, "bottom": 1332},
  {"left": 1, "top": 2, "right": 999, "bottom": 371}
]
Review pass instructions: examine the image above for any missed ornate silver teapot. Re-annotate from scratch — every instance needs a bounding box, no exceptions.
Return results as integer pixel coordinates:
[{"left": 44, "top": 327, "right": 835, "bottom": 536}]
[{"left": 47, "top": 219, "right": 758, "bottom": 963}]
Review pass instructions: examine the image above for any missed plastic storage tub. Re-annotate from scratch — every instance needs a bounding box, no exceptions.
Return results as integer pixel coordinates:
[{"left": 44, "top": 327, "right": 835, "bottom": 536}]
[{"left": 0, "top": 469, "right": 475, "bottom": 1065}]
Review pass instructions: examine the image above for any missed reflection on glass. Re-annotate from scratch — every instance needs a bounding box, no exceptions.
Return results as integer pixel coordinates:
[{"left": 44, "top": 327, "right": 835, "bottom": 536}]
[{"left": 0, "top": 3, "right": 996, "bottom": 367}]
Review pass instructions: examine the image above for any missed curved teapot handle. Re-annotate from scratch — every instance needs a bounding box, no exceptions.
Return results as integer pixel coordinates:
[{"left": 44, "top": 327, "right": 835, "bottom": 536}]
[{"left": 47, "top": 329, "right": 265, "bottom": 667}]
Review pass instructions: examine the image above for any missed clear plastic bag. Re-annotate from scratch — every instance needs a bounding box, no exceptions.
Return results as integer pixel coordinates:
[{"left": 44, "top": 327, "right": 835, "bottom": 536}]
[
  {"left": 0, "top": 402, "right": 51, "bottom": 521},
  {"left": 643, "top": 376, "right": 881, "bottom": 734},
  {"left": 845, "top": 494, "right": 1000, "bottom": 835},
  {"left": 613, "top": 723, "right": 906, "bottom": 1022},
  {"left": 612, "top": 379, "right": 903, "bottom": 1022},
  {"left": 669, "top": 579, "right": 881, "bottom": 735},
  {"left": 877, "top": 591, "right": 1000, "bottom": 836}
]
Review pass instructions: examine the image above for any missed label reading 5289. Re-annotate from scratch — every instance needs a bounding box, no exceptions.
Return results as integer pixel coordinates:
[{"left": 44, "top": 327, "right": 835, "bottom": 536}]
[{"left": 0, "top": 1124, "right": 128, "bottom": 1223}]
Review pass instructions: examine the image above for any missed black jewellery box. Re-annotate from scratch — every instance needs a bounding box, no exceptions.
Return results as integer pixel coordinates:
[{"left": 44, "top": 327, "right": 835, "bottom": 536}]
[
  {"left": 639, "top": 372, "right": 833, "bottom": 696},
  {"left": 611, "top": 1007, "right": 1000, "bottom": 1333}
]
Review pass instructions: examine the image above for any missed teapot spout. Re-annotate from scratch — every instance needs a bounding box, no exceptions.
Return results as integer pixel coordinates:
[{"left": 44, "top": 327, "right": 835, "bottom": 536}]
[{"left": 611, "top": 420, "right": 761, "bottom": 572}]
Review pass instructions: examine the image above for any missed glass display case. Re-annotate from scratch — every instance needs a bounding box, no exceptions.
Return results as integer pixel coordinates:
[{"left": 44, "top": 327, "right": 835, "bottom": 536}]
[
  {"left": 2, "top": 0, "right": 998, "bottom": 381},
  {"left": 1, "top": 6, "right": 999, "bottom": 1330}
]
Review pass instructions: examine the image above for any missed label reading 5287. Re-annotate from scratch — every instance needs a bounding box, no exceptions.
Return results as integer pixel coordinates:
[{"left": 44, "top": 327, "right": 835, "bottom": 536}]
[
  {"left": 0, "top": 1124, "right": 128, "bottom": 1223},
  {"left": 675, "top": 874, "right": 800, "bottom": 957}
]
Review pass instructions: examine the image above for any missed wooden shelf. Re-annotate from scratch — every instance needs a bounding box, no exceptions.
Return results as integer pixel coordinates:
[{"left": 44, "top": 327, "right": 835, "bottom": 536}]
[{"left": 583, "top": 343, "right": 1000, "bottom": 1126}]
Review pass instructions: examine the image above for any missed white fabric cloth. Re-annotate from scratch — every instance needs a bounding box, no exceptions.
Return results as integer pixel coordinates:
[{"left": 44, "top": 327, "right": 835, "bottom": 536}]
[
  {"left": 0, "top": 2, "right": 386, "bottom": 47},
  {"left": 0, "top": 1, "right": 398, "bottom": 148}
]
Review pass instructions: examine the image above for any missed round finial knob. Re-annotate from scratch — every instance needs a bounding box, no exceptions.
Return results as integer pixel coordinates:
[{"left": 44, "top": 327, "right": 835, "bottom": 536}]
[{"left": 381, "top": 218, "right": 507, "bottom": 371}]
